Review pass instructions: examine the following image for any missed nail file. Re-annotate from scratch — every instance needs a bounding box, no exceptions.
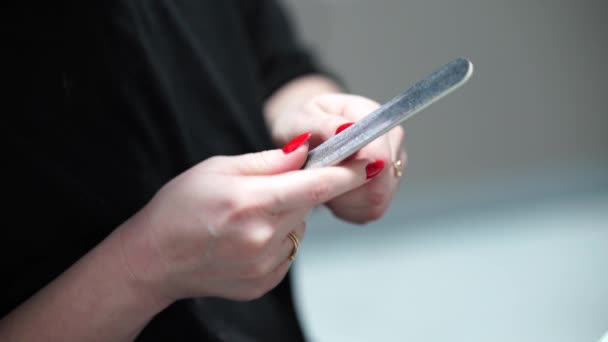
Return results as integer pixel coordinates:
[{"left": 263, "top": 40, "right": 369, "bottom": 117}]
[{"left": 302, "top": 57, "right": 474, "bottom": 169}]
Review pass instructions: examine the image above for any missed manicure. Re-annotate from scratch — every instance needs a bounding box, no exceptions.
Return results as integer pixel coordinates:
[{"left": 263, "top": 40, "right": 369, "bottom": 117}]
[
  {"left": 282, "top": 132, "right": 312, "bottom": 154},
  {"left": 366, "top": 160, "right": 385, "bottom": 179},
  {"left": 335, "top": 122, "right": 354, "bottom": 135}
]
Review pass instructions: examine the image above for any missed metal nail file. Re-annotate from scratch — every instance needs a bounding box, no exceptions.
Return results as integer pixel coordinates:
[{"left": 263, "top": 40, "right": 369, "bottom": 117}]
[{"left": 302, "top": 57, "right": 474, "bottom": 169}]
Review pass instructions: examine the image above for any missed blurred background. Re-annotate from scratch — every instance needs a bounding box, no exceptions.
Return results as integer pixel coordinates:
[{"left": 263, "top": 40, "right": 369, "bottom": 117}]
[{"left": 279, "top": 0, "right": 608, "bottom": 341}]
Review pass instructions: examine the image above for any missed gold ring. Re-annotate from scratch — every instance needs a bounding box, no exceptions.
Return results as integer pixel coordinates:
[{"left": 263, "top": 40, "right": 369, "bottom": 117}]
[
  {"left": 287, "top": 232, "right": 299, "bottom": 261},
  {"left": 393, "top": 160, "right": 403, "bottom": 178}
]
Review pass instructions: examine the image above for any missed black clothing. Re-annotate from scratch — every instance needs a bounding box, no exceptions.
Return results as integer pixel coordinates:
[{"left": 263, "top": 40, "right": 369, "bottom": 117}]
[{"left": 2, "top": 1, "right": 323, "bottom": 340}]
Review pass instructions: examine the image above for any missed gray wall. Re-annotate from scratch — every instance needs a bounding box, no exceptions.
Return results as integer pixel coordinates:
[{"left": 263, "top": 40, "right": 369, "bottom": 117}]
[{"left": 282, "top": 0, "right": 608, "bottom": 215}]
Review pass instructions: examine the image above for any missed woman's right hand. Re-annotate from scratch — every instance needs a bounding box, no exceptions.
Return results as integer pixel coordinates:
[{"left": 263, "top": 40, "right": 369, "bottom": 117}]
[{"left": 118, "top": 133, "right": 383, "bottom": 303}]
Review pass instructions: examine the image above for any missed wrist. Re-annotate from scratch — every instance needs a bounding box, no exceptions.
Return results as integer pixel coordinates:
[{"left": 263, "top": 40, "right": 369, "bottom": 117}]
[{"left": 113, "top": 211, "right": 175, "bottom": 313}]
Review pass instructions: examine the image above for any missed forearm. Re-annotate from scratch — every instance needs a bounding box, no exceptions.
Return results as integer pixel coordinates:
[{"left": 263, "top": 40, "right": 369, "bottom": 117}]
[
  {"left": 0, "top": 222, "right": 170, "bottom": 342},
  {"left": 263, "top": 74, "right": 342, "bottom": 132}
]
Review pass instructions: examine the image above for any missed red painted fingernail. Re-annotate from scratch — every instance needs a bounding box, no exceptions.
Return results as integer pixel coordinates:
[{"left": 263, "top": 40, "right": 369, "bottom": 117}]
[
  {"left": 282, "top": 132, "right": 312, "bottom": 154},
  {"left": 366, "top": 160, "right": 385, "bottom": 179},
  {"left": 335, "top": 122, "right": 354, "bottom": 135}
]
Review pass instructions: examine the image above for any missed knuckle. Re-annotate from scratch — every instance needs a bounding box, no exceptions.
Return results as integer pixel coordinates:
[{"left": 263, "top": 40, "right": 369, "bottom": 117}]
[
  {"left": 221, "top": 196, "right": 242, "bottom": 213},
  {"left": 265, "top": 192, "right": 285, "bottom": 214},
  {"left": 228, "top": 205, "right": 249, "bottom": 222},
  {"left": 249, "top": 151, "right": 273, "bottom": 174},
  {"left": 217, "top": 185, "right": 248, "bottom": 211},
  {"left": 306, "top": 99, "right": 323, "bottom": 113},
  {"left": 223, "top": 201, "right": 255, "bottom": 224},
  {"left": 241, "top": 225, "right": 274, "bottom": 258},
  {"left": 309, "top": 180, "right": 331, "bottom": 204},
  {"left": 227, "top": 198, "right": 265, "bottom": 223},
  {"left": 238, "top": 184, "right": 282, "bottom": 217}
]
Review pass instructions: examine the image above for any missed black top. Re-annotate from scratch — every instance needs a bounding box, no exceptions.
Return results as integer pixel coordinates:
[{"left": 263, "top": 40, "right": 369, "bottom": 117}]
[{"left": 2, "top": 1, "right": 325, "bottom": 340}]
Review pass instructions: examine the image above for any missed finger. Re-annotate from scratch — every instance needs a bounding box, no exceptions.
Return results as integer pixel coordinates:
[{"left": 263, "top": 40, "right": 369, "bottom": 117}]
[
  {"left": 255, "top": 257, "right": 293, "bottom": 297},
  {"left": 327, "top": 157, "right": 401, "bottom": 223},
  {"left": 288, "top": 109, "right": 350, "bottom": 147},
  {"left": 263, "top": 222, "right": 306, "bottom": 287},
  {"left": 327, "top": 174, "right": 396, "bottom": 215},
  {"left": 387, "top": 126, "right": 406, "bottom": 173},
  {"left": 313, "top": 94, "right": 380, "bottom": 119},
  {"left": 327, "top": 155, "right": 400, "bottom": 223},
  {"left": 388, "top": 125, "right": 405, "bottom": 152},
  {"left": 357, "top": 126, "right": 405, "bottom": 184},
  {"left": 254, "top": 157, "right": 373, "bottom": 211},
  {"left": 315, "top": 95, "right": 381, "bottom": 144},
  {"left": 355, "top": 135, "right": 392, "bottom": 168},
  {"left": 280, "top": 221, "right": 306, "bottom": 262},
  {"left": 242, "top": 221, "right": 305, "bottom": 285},
  {"left": 328, "top": 180, "right": 390, "bottom": 210},
  {"left": 206, "top": 138, "right": 310, "bottom": 176},
  {"left": 347, "top": 134, "right": 392, "bottom": 186},
  {"left": 268, "top": 221, "right": 306, "bottom": 271},
  {"left": 281, "top": 95, "right": 381, "bottom": 147},
  {"left": 273, "top": 206, "right": 311, "bottom": 235},
  {"left": 329, "top": 202, "right": 385, "bottom": 224}
]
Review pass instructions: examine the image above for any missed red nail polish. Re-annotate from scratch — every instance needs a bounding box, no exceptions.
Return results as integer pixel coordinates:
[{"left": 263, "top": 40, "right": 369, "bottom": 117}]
[
  {"left": 335, "top": 122, "right": 354, "bottom": 135},
  {"left": 282, "top": 132, "right": 312, "bottom": 154},
  {"left": 366, "top": 160, "right": 385, "bottom": 179}
]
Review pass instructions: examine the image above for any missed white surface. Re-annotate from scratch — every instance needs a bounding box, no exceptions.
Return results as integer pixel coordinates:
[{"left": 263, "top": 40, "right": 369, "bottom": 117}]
[{"left": 293, "top": 191, "right": 608, "bottom": 342}]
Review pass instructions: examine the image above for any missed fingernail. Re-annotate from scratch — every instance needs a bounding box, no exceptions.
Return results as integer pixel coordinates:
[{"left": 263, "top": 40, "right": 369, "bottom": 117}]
[
  {"left": 366, "top": 160, "right": 385, "bottom": 179},
  {"left": 282, "top": 132, "right": 312, "bottom": 154},
  {"left": 335, "top": 122, "right": 354, "bottom": 135}
]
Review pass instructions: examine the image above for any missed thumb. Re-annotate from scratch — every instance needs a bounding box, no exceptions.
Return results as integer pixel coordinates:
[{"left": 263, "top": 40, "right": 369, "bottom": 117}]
[{"left": 224, "top": 132, "right": 312, "bottom": 176}]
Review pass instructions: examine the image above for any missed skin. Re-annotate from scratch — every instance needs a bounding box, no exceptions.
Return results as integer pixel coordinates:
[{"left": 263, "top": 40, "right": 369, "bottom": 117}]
[
  {"left": 0, "top": 75, "right": 406, "bottom": 341},
  {"left": 265, "top": 75, "right": 406, "bottom": 223}
]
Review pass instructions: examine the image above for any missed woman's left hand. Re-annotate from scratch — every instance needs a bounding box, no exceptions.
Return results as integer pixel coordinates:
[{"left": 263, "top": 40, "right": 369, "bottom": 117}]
[{"left": 268, "top": 93, "right": 406, "bottom": 224}]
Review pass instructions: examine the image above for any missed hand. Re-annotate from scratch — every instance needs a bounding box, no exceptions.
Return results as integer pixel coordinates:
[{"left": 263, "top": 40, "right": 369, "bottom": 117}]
[
  {"left": 118, "top": 139, "right": 373, "bottom": 303},
  {"left": 269, "top": 93, "right": 406, "bottom": 224}
]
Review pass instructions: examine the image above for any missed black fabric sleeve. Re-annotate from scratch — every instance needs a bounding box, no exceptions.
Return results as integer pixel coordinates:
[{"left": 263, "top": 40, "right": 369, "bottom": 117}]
[{"left": 239, "top": 0, "right": 342, "bottom": 99}]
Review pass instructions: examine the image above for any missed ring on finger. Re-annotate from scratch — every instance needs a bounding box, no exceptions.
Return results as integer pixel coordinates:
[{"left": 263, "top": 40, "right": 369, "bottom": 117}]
[
  {"left": 287, "top": 232, "right": 300, "bottom": 262},
  {"left": 393, "top": 159, "right": 404, "bottom": 178}
]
